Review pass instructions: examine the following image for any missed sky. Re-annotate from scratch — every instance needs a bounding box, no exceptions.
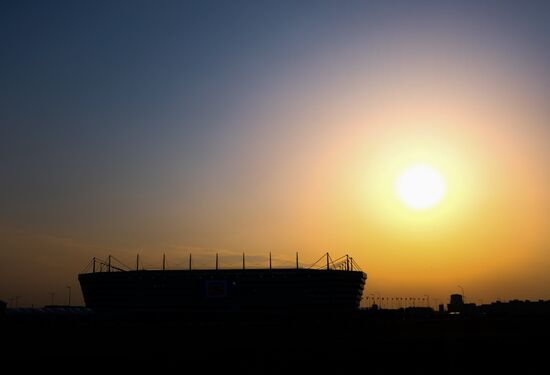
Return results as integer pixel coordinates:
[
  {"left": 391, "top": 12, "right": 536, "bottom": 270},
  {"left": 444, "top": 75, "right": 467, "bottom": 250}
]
[{"left": 1, "top": 0, "right": 550, "bottom": 307}]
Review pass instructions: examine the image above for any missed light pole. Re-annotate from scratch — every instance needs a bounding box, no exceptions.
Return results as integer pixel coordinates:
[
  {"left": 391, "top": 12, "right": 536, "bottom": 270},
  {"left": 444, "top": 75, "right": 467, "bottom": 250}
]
[
  {"left": 374, "top": 291, "right": 382, "bottom": 308},
  {"left": 67, "top": 286, "right": 71, "bottom": 306}
]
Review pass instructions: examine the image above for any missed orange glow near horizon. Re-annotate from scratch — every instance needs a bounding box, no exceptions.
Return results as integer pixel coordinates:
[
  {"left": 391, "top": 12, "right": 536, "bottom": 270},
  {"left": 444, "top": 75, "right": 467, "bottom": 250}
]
[{"left": 234, "top": 35, "right": 550, "bottom": 304}]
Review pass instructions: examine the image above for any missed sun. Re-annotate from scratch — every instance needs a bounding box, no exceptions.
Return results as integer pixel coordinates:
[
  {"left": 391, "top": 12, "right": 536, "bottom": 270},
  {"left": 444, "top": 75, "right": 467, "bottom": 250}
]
[{"left": 395, "top": 164, "right": 446, "bottom": 210}]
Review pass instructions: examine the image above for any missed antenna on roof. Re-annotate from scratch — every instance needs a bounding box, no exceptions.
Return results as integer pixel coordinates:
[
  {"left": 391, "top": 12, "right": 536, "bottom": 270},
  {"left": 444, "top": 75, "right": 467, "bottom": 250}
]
[
  {"left": 296, "top": 252, "right": 299, "bottom": 269},
  {"left": 269, "top": 252, "right": 272, "bottom": 270},
  {"left": 189, "top": 253, "right": 192, "bottom": 270},
  {"left": 216, "top": 253, "right": 219, "bottom": 270},
  {"left": 242, "top": 252, "right": 245, "bottom": 270},
  {"left": 163, "top": 253, "right": 166, "bottom": 271},
  {"left": 136, "top": 254, "right": 139, "bottom": 271}
]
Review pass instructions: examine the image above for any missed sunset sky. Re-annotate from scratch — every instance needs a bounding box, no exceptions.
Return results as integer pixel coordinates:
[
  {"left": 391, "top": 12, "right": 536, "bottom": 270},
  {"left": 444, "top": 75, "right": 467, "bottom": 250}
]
[{"left": 1, "top": 0, "right": 550, "bottom": 307}]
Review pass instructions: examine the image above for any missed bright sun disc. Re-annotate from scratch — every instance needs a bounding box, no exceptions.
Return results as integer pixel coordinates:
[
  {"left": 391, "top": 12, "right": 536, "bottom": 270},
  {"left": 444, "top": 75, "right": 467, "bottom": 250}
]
[{"left": 395, "top": 164, "right": 446, "bottom": 210}]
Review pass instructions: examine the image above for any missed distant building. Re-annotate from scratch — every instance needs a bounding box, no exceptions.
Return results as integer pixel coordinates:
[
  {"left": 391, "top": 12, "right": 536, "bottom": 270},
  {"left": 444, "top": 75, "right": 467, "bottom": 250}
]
[
  {"left": 0, "top": 300, "right": 6, "bottom": 315},
  {"left": 477, "top": 299, "right": 550, "bottom": 315},
  {"left": 447, "top": 294, "right": 476, "bottom": 314},
  {"left": 449, "top": 294, "right": 464, "bottom": 306}
]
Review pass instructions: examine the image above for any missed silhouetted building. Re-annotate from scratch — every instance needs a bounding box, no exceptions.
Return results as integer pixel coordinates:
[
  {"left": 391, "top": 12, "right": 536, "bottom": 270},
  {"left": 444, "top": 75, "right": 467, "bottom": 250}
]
[
  {"left": 477, "top": 299, "right": 550, "bottom": 316},
  {"left": 450, "top": 293, "right": 463, "bottom": 305},
  {"left": 79, "top": 256, "right": 366, "bottom": 313},
  {"left": 447, "top": 294, "right": 476, "bottom": 313},
  {"left": 0, "top": 300, "right": 6, "bottom": 316}
]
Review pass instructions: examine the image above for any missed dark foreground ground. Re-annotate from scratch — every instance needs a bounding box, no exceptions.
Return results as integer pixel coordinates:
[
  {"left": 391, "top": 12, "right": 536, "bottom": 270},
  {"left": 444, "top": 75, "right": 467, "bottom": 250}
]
[{"left": 2, "top": 309, "right": 549, "bottom": 373}]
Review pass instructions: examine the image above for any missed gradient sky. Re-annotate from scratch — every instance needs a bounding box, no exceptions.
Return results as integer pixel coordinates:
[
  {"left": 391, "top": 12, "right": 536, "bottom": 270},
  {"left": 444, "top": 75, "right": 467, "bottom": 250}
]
[{"left": 1, "top": 0, "right": 550, "bottom": 307}]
